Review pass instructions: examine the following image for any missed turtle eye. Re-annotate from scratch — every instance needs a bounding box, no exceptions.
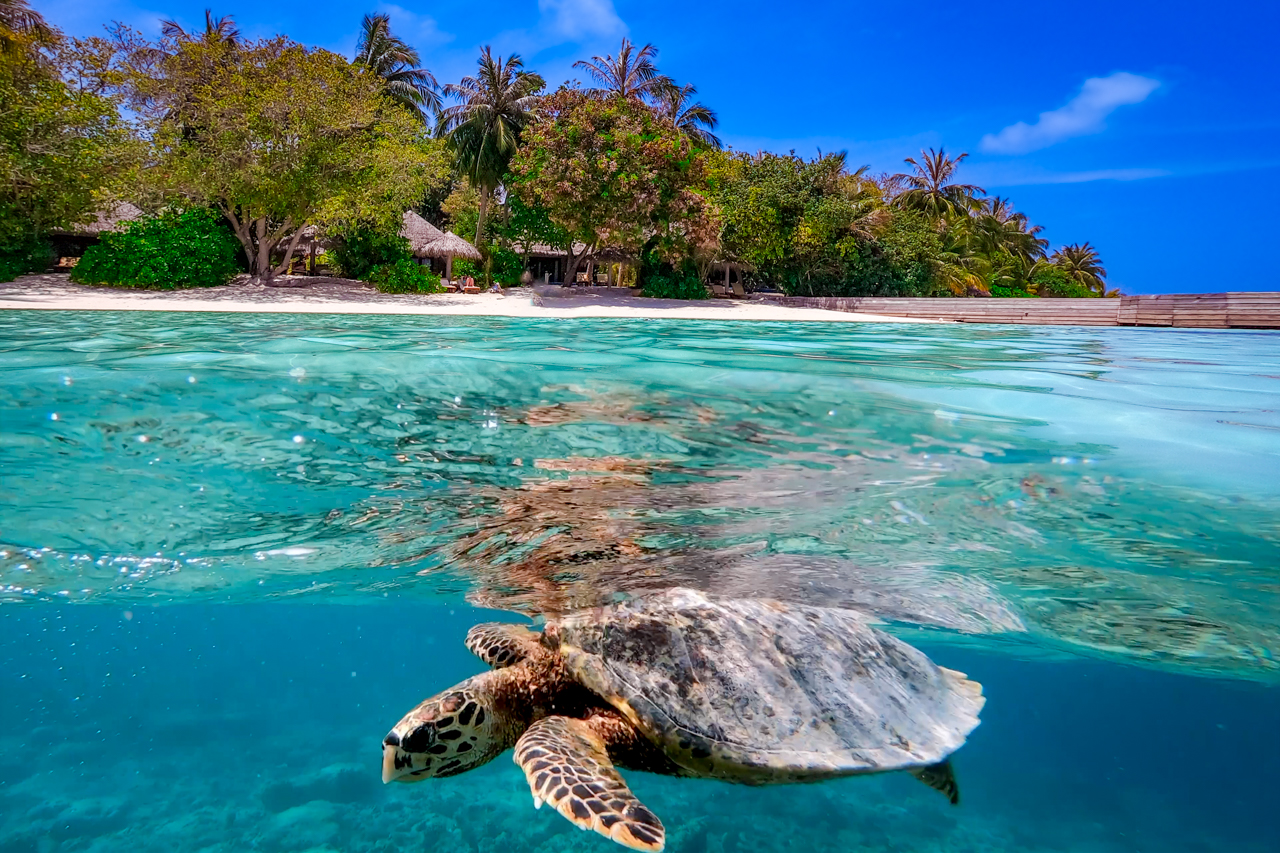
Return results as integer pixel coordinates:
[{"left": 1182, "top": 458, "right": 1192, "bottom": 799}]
[{"left": 401, "top": 723, "right": 437, "bottom": 752}]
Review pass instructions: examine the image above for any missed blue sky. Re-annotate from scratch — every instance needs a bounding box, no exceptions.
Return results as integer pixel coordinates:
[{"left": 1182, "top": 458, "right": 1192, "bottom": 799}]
[{"left": 37, "top": 0, "right": 1280, "bottom": 293}]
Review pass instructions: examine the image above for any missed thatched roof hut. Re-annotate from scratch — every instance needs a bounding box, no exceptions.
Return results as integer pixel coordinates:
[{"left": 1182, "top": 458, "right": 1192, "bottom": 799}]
[
  {"left": 401, "top": 211, "right": 445, "bottom": 256},
  {"left": 419, "top": 231, "right": 482, "bottom": 283},
  {"left": 421, "top": 231, "right": 482, "bottom": 261},
  {"left": 59, "top": 202, "right": 143, "bottom": 236}
]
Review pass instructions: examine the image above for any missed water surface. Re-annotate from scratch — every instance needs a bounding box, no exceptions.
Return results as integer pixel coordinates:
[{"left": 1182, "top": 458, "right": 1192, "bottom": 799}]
[{"left": 1, "top": 311, "right": 1277, "bottom": 852}]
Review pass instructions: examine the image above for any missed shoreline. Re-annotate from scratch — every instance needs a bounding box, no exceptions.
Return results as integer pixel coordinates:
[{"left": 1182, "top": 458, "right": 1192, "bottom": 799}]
[{"left": 0, "top": 274, "right": 934, "bottom": 323}]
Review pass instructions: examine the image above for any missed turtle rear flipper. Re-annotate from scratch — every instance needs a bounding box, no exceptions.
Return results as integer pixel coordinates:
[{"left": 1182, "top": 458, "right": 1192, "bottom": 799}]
[
  {"left": 911, "top": 759, "right": 960, "bottom": 805},
  {"left": 515, "top": 716, "right": 665, "bottom": 852},
  {"left": 465, "top": 623, "right": 542, "bottom": 668}
]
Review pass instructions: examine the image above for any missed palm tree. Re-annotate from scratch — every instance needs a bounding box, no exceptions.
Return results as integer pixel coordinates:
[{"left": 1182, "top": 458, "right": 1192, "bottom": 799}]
[
  {"left": 160, "top": 9, "right": 242, "bottom": 44},
  {"left": 892, "top": 148, "right": 985, "bottom": 221},
  {"left": 437, "top": 47, "right": 545, "bottom": 246},
  {"left": 655, "top": 83, "right": 720, "bottom": 148},
  {"left": 573, "top": 38, "right": 673, "bottom": 101},
  {"left": 1051, "top": 242, "right": 1111, "bottom": 295},
  {"left": 354, "top": 13, "right": 440, "bottom": 120},
  {"left": 1, "top": 0, "right": 54, "bottom": 47},
  {"left": 969, "top": 198, "right": 1048, "bottom": 264}
]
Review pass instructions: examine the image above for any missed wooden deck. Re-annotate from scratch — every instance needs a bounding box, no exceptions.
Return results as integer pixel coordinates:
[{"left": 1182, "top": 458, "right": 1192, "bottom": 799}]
[{"left": 749, "top": 293, "right": 1280, "bottom": 328}]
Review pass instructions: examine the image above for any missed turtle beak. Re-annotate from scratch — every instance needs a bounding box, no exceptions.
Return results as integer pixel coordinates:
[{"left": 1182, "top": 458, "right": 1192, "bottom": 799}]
[
  {"left": 382, "top": 730, "right": 407, "bottom": 784},
  {"left": 381, "top": 744, "right": 399, "bottom": 784}
]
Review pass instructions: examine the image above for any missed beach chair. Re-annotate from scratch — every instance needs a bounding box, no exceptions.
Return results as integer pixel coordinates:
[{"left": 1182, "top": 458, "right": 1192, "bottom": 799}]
[
  {"left": 463, "top": 285, "right": 482, "bottom": 294},
  {"left": 731, "top": 281, "right": 747, "bottom": 298}
]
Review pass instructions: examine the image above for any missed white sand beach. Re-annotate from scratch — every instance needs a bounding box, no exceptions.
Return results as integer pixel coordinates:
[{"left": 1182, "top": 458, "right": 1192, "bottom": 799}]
[{"left": 0, "top": 274, "right": 934, "bottom": 323}]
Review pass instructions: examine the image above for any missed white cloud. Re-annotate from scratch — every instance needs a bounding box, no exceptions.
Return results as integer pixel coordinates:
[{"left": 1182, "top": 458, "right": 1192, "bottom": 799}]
[
  {"left": 376, "top": 4, "right": 455, "bottom": 50},
  {"left": 967, "top": 164, "right": 1170, "bottom": 187},
  {"left": 536, "top": 0, "right": 626, "bottom": 42},
  {"left": 982, "top": 72, "right": 1161, "bottom": 155}
]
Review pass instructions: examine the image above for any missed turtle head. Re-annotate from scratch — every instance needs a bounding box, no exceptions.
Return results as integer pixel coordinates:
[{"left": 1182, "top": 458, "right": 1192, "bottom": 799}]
[{"left": 382, "top": 675, "right": 507, "bottom": 783}]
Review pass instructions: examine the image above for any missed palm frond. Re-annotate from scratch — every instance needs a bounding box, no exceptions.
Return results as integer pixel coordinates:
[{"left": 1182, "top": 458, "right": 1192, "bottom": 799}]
[{"left": 572, "top": 38, "right": 672, "bottom": 101}]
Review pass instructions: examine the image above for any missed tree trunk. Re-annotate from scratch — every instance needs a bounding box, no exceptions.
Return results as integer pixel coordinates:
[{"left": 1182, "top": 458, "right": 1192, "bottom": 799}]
[
  {"left": 254, "top": 218, "right": 274, "bottom": 283},
  {"left": 269, "top": 224, "right": 306, "bottom": 280},
  {"left": 475, "top": 187, "right": 490, "bottom": 248}
]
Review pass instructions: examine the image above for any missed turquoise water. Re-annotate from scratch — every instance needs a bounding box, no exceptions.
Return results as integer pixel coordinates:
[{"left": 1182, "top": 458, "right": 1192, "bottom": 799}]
[{"left": 1, "top": 311, "right": 1278, "bottom": 852}]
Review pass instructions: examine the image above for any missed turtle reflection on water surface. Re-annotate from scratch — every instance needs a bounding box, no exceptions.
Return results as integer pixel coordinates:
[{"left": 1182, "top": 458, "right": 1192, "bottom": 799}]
[{"left": 382, "top": 588, "right": 984, "bottom": 851}]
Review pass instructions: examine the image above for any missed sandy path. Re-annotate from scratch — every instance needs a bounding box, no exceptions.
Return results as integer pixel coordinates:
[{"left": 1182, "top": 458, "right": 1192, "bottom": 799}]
[{"left": 0, "top": 274, "right": 934, "bottom": 323}]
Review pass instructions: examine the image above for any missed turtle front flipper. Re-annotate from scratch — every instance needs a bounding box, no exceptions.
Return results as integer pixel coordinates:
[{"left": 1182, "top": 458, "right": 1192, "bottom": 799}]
[
  {"left": 465, "top": 623, "right": 542, "bottom": 668},
  {"left": 514, "top": 716, "right": 665, "bottom": 852}
]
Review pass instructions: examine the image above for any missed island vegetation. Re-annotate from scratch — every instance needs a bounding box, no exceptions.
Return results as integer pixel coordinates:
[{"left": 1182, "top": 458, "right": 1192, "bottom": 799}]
[{"left": 1, "top": 1, "right": 1114, "bottom": 297}]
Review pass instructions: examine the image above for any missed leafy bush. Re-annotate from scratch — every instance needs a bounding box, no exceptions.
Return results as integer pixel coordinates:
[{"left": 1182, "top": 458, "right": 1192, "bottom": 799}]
[
  {"left": 71, "top": 209, "right": 242, "bottom": 289},
  {"left": 330, "top": 227, "right": 411, "bottom": 280},
  {"left": 638, "top": 253, "right": 707, "bottom": 299},
  {"left": 369, "top": 259, "right": 443, "bottom": 294},
  {"left": 487, "top": 245, "right": 524, "bottom": 285},
  {"left": 0, "top": 237, "right": 53, "bottom": 282},
  {"left": 449, "top": 257, "right": 477, "bottom": 278},
  {"left": 990, "top": 284, "right": 1036, "bottom": 298},
  {"left": 1032, "top": 264, "right": 1096, "bottom": 298}
]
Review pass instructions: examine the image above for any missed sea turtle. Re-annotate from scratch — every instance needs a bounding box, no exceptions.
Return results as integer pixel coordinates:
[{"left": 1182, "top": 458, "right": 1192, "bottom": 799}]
[{"left": 382, "top": 588, "right": 985, "bottom": 851}]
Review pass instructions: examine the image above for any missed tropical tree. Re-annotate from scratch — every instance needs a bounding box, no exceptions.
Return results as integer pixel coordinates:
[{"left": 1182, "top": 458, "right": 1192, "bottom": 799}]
[
  {"left": 159, "top": 9, "right": 242, "bottom": 44},
  {"left": 1051, "top": 242, "right": 1113, "bottom": 295},
  {"left": 510, "top": 89, "right": 716, "bottom": 283},
  {"left": 120, "top": 36, "right": 448, "bottom": 282},
  {"left": 969, "top": 198, "right": 1047, "bottom": 263},
  {"left": 573, "top": 38, "right": 672, "bottom": 101},
  {"left": 655, "top": 83, "right": 720, "bottom": 148},
  {"left": 437, "top": 47, "right": 544, "bottom": 246},
  {"left": 892, "top": 148, "right": 984, "bottom": 221},
  {"left": 1, "top": 27, "right": 127, "bottom": 280},
  {"left": 354, "top": 13, "right": 439, "bottom": 120}
]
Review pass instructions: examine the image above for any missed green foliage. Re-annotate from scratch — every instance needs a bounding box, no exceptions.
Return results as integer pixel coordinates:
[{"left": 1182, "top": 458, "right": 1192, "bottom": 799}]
[
  {"left": 451, "top": 257, "right": 480, "bottom": 278},
  {"left": 639, "top": 252, "right": 707, "bottom": 299},
  {"left": 823, "top": 212, "right": 943, "bottom": 297},
  {"left": 0, "top": 235, "right": 52, "bottom": 281},
  {"left": 71, "top": 208, "right": 243, "bottom": 289},
  {"left": 711, "top": 151, "right": 942, "bottom": 297},
  {"left": 369, "top": 258, "right": 442, "bottom": 293},
  {"left": 501, "top": 195, "right": 567, "bottom": 254},
  {"left": 330, "top": 227, "right": 411, "bottom": 280},
  {"left": 1032, "top": 263, "right": 1096, "bottom": 298},
  {"left": 486, "top": 244, "right": 524, "bottom": 285}
]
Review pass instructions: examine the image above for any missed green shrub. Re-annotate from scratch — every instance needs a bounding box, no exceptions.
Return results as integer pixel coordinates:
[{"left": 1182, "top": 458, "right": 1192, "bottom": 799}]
[
  {"left": 330, "top": 227, "right": 411, "bottom": 280},
  {"left": 990, "top": 284, "right": 1037, "bottom": 298},
  {"left": 369, "top": 258, "right": 443, "bottom": 294},
  {"left": 487, "top": 245, "right": 524, "bottom": 285},
  {"left": 0, "top": 237, "right": 53, "bottom": 282},
  {"left": 451, "top": 256, "right": 480, "bottom": 279},
  {"left": 71, "top": 209, "right": 242, "bottom": 289},
  {"left": 1032, "top": 264, "right": 1096, "bottom": 298},
  {"left": 638, "top": 253, "right": 708, "bottom": 299}
]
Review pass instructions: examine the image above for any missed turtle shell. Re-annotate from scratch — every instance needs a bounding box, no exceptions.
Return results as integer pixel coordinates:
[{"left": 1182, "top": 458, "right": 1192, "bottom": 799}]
[{"left": 550, "top": 588, "right": 984, "bottom": 783}]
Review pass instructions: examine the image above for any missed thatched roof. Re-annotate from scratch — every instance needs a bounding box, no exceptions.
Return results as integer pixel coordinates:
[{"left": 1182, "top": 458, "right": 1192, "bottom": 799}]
[
  {"left": 591, "top": 246, "right": 633, "bottom": 264},
  {"left": 60, "top": 202, "right": 143, "bottom": 236},
  {"left": 527, "top": 241, "right": 589, "bottom": 258},
  {"left": 401, "top": 211, "right": 445, "bottom": 255},
  {"left": 421, "top": 231, "right": 482, "bottom": 260}
]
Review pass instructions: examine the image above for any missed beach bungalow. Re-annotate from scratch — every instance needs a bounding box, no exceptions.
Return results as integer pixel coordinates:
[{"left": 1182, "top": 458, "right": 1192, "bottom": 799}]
[{"left": 48, "top": 202, "right": 143, "bottom": 265}]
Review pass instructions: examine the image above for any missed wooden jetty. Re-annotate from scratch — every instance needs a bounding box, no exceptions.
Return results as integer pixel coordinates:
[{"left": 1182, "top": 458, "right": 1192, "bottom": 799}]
[{"left": 748, "top": 293, "right": 1280, "bottom": 328}]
